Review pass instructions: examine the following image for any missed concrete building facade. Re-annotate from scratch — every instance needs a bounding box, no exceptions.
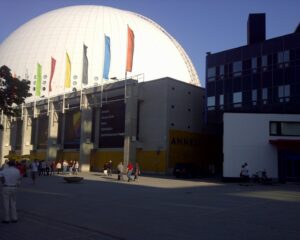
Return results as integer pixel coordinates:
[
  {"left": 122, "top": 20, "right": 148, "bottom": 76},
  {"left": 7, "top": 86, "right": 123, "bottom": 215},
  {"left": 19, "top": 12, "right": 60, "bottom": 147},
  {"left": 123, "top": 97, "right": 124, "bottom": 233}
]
[{"left": 0, "top": 78, "right": 206, "bottom": 174}]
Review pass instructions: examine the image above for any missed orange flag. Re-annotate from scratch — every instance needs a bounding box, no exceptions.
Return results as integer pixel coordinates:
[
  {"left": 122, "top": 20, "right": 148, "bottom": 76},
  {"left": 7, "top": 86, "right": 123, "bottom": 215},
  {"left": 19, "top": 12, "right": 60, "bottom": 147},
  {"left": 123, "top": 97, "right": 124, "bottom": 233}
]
[{"left": 126, "top": 26, "right": 135, "bottom": 72}]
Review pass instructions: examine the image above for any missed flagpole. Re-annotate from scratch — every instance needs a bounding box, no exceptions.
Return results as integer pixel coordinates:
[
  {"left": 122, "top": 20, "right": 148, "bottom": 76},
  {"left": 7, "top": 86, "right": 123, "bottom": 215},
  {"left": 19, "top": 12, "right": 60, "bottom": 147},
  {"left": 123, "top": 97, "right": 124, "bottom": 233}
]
[
  {"left": 0, "top": 110, "right": 3, "bottom": 126},
  {"left": 124, "top": 71, "right": 127, "bottom": 103},
  {"left": 47, "top": 85, "right": 50, "bottom": 116},
  {"left": 80, "top": 43, "right": 84, "bottom": 110}
]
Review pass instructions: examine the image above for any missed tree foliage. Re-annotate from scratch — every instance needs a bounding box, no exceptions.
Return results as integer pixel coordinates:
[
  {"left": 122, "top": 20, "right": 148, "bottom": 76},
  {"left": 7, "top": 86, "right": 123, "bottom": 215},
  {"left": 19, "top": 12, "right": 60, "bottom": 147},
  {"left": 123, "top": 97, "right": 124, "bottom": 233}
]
[{"left": 0, "top": 65, "right": 32, "bottom": 130}]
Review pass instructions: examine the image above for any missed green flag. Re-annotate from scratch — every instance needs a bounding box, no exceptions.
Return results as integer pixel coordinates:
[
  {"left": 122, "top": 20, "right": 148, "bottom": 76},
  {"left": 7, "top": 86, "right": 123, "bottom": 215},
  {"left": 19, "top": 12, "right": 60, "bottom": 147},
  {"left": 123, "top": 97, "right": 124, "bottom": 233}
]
[{"left": 36, "top": 63, "right": 42, "bottom": 96}]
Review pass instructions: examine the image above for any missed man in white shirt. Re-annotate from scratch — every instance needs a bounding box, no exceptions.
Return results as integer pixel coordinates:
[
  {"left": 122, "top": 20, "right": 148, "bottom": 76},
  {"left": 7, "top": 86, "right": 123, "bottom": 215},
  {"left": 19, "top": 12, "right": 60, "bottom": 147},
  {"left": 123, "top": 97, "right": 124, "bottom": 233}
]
[{"left": 0, "top": 160, "right": 21, "bottom": 223}]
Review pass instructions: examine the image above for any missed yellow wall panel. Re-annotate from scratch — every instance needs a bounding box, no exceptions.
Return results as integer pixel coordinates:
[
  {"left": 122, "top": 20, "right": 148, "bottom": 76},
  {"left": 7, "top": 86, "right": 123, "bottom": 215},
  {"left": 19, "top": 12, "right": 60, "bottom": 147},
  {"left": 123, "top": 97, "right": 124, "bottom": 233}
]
[
  {"left": 30, "top": 151, "right": 47, "bottom": 161},
  {"left": 136, "top": 150, "right": 166, "bottom": 173},
  {"left": 90, "top": 150, "right": 123, "bottom": 171}
]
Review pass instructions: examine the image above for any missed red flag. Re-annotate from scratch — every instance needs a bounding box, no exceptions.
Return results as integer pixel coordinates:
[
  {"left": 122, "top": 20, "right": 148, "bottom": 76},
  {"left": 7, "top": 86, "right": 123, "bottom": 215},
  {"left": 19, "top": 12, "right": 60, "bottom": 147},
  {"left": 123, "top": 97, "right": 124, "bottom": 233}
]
[
  {"left": 49, "top": 57, "right": 56, "bottom": 92},
  {"left": 126, "top": 26, "right": 134, "bottom": 72}
]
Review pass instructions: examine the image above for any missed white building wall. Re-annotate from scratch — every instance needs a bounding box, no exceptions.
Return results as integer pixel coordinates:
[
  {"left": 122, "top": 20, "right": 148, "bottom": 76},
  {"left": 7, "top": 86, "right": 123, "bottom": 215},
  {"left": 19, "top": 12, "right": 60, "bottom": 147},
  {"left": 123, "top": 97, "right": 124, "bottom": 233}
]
[
  {"left": 223, "top": 113, "right": 300, "bottom": 178},
  {"left": 138, "top": 80, "right": 168, "bottom": 151},
  {"left": 166, "top": 78, "right": 204, "bottom": 133}
]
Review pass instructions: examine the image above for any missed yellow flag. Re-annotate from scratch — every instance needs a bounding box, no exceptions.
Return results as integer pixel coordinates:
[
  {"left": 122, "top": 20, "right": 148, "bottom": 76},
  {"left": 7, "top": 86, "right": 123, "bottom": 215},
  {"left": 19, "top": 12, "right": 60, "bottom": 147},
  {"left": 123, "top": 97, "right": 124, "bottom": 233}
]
[{"left": 65, "top": 52, "right": 71, "bottom": 88}]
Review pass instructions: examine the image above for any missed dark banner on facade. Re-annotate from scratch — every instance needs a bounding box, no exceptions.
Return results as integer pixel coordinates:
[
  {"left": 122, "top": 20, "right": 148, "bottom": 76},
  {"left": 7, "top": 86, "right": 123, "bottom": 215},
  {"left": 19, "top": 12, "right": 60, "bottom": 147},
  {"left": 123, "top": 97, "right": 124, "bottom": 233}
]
[
  {"left": 64, "top": 110, "right": 81, "bottom": 149},
  {"left": 99, "top": 99, "right": 125, "bottom": 148},
  {"left": 37, "top": 115, "right": 48, "bottom": 149}
]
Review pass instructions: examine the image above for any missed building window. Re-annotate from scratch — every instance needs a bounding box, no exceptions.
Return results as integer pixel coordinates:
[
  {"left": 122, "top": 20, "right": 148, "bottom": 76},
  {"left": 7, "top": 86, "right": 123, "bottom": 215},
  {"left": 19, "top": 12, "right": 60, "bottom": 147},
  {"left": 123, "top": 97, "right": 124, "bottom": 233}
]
[
  {"left": 207, "top": 96, "right": 215, "bottom": 110},
  {"left": 262, "top": 55, "right": 268, "bottom": 66},
  {"left": 262, "top": 88, "right": 268, "bottom": 104},
  {"left": 219, "top": 65, "right": 225, "bottom": 78},
  {"left": 278, "top": 51, "right": 284, "bottom": 64},
  {"left": 278, "top": 84, "right": 290, "bottom": 102},
  {"left": 219, "top": 94, "right": 224, "bottom": 109},
  {"left": 219, "top": 94, "right": 224, "bottom": 106},
  {"left": 207, "top": 67, "right": 216, "bottom": 81},
  {"left": 278, "top": 50, "right": 290, "bottom": 64},
  {"left": 262, "top": 55, "right": 268, "bottom": 71},
  {"left": 270, "top": 121, "right": 300, "bottom": 136},
  {"left": 252, "top": 89, "right": 257, "bottom": 105},
  {"left": 251, "top": 57, "right": 257, "bottom": 73},
  {"left": 284, "top": 50, "right": 290, "bottom": 65},
  {"left": 233, "top": 61, "right": 242, "bottom": 77},
  {"left": 233, "top": 92, "right": 242, "bottom": 108}
]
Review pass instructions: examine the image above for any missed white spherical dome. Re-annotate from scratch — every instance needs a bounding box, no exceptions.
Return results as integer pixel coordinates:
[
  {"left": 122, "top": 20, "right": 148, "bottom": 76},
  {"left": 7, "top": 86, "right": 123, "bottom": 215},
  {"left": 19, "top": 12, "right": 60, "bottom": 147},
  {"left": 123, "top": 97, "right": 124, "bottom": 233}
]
[{"left": 0, "top": 5, "right": 200, "bottom": 100}]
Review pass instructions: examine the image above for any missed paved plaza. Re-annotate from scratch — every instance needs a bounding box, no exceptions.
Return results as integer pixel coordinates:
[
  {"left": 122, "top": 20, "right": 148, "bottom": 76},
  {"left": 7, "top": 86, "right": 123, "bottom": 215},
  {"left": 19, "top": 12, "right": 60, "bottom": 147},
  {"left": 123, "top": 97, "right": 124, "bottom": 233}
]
[{"left": 0, "top": 172, "right": 299, "bottom": 240}]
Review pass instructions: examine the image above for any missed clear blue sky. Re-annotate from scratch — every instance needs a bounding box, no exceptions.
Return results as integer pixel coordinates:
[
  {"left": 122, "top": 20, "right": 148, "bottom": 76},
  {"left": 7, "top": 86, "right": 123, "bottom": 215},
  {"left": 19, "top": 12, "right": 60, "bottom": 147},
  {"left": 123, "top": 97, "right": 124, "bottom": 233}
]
[{"left": 1, "top": 0, "right": 299, "bottom": 86}]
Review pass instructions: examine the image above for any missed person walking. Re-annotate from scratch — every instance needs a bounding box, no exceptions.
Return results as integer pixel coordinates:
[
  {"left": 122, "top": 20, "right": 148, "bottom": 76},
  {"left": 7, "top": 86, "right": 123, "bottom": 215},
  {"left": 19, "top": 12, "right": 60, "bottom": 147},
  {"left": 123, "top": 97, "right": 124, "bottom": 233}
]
[
  {"left": 56, "top": 161, "right": 62, "bottom": 174},
  {"left": 134, "top": 162, "right": 141, "bottom": 181},
  {"left": 30, "top": 160, "right": 38, "bottom": 184},
  {"left": 0, "top": 160, "right": 21, "bottom": 223},
  {"left": 62, "top": 160, "right": 68, "bottom": 174},
  {"left": 117, "top": 162, "right": 124, "bottom": 181},
  {"left": 127, "top": 162, "right": 134, "bottom": 182},
  {"left": 107, "top": 160, "right": 113, "bottom": 176},
  {"left": 74, "top": 161, "right": 79, "bottom": 175}
]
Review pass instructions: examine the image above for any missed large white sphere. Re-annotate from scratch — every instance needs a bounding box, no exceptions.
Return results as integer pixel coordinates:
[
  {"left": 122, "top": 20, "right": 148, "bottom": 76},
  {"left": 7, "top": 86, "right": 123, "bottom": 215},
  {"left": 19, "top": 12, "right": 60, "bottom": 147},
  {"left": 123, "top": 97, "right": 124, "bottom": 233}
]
[{"left": 0, "top": 5, "right": 200, "bottom": 100}]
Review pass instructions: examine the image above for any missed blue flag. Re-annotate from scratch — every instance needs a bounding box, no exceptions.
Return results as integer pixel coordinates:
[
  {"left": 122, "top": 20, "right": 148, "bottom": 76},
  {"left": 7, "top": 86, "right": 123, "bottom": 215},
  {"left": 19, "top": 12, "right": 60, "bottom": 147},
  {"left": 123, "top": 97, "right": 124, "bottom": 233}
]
[{"left": 103, "top": 35, "right": 111, "bottom": 79}]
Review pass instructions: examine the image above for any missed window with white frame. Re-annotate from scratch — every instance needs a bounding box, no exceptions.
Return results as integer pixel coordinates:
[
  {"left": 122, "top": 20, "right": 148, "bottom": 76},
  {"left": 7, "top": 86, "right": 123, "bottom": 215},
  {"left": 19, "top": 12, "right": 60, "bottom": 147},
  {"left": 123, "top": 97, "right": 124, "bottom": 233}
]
[
  {"left": 278, "top": 84, "right": 290, "bottom": 102},
  {"left": 207, "top": 67, "right": 216, "bottom": 81},
  {"left": 262, "top": 88, "right": 268, "bottom": 104},
  {"left": 219, "top": 65, "right": 224, "bottom": 78},
  {"left": 207, "top": 96, "right": 216, "bottom": 110},
  {"left": 252, "top": 89, "right": 257, "bottom": 105},
  {"left": 219, "top": 94, "right": 224, "bottom": 109},
  {"left": 233, "top": 92, "right": 242, "bottom": 107},
  {"left": 233, "top": 61, "right": 242, "bottom": 77}
]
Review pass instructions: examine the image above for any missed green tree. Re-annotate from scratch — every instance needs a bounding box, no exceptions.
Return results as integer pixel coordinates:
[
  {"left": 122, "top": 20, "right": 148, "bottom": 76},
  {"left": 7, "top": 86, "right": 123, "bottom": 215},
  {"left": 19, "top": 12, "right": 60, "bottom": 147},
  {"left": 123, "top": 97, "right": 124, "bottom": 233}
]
[{"left": 0, "top": 65, "right": 32, "bottom": 130}]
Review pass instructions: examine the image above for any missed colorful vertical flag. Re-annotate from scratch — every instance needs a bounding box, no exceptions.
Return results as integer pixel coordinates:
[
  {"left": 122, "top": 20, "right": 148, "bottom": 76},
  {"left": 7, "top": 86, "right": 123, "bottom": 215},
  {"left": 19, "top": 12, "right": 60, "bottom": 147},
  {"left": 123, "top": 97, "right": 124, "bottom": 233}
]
[
  {"left": 65, "top": 52, "right": 71, "bottom": 88},
  {"left": 49, "top": 57, "right": 56, "bottom": 92},
  {"left": 103, "top": 35, "right": 111, "bottom": 79},
  {"left": 82, "top": 44, "right": 88, "bottom": 84},
  {"left": 126, "top": 26, "right": 135, "bottom": 73},
  {"left": 36, "top": 63, "right": 42, "bottom": 96}
]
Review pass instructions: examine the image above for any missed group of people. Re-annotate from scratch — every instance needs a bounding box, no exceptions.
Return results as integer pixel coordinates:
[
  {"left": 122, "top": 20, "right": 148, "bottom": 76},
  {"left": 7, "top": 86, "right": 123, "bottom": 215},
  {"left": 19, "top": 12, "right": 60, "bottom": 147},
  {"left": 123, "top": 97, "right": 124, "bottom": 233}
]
[
  {"left": 0, "top": 158, "right": 81, "bottom": 224},
  {"left": 56, "top": 160, "right": 79, "bottom": 175},
  {"left": 116, "top": 161, "right": 140, "bottom": 182}
]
